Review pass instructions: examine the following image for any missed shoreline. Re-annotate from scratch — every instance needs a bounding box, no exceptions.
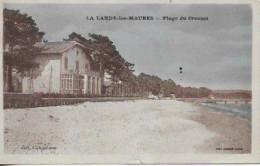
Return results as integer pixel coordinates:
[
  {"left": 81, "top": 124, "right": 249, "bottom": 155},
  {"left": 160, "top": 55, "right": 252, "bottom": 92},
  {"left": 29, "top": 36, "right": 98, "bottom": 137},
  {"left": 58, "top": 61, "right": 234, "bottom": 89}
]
[{"left": 191, "top": 102, "right": 251, "bottom": 153}]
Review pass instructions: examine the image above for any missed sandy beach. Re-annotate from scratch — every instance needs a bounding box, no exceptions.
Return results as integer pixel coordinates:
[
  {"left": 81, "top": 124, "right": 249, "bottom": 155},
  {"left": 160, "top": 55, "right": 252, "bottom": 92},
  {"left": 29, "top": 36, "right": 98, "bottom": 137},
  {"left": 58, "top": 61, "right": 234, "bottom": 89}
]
[
  {"left": 191, "top": 104, "right": 251, "bottom": 153},
  {"left": 4, "top": 100, "right": 251, "bottom": 154}
]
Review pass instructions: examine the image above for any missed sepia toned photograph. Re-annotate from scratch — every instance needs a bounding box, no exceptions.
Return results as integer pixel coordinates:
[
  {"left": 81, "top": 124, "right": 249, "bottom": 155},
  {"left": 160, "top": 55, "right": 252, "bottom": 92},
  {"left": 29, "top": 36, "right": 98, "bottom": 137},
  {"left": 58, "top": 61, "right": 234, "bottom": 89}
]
[{"left": 1, "top": 0, "right": 259, "bottom": 164}]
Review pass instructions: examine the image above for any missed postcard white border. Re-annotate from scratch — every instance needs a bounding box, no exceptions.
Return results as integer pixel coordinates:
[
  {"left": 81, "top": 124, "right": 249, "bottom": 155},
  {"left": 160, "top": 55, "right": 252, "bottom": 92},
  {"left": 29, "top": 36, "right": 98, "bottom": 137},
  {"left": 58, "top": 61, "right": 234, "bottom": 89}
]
[{"left": 0, "top": 0, "right": 259, "bottom": 164}]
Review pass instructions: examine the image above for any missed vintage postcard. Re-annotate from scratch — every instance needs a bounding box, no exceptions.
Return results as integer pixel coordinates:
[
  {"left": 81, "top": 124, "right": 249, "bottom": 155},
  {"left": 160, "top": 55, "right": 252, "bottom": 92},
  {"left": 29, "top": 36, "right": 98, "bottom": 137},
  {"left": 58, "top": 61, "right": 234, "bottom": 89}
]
[{"left": 0, "top": 0, "right": 260, "bottom": 164}]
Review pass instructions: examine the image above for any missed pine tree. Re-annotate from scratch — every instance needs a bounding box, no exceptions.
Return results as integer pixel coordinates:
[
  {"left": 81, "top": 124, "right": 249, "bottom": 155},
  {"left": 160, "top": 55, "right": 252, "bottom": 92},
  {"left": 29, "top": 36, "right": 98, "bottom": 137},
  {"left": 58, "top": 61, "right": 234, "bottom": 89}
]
[{"left": 3, "top": 8, "right": 45, "bottom": 92}]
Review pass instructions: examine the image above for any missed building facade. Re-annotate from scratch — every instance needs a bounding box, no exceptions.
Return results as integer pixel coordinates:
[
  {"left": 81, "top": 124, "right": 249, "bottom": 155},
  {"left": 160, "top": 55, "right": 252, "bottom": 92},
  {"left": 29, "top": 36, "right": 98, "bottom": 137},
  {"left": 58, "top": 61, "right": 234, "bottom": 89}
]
[{"left": 22, "top": 41, "right": 102, "bottom": 95}]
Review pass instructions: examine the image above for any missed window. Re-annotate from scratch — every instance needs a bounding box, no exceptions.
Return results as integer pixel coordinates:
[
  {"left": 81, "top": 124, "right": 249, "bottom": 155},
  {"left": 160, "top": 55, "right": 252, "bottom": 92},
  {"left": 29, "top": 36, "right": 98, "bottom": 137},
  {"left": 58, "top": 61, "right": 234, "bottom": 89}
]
[
  {"left": 76, "top": 61, "right": 79, "bottom": 70},
  {"left": 76, "top": 50, "right": 79, "bottom": 55},
  {"left": 61, "top": 74, "right": 84, "bottom": 94},
  {"left": 61, "top": 74, "right": 73, "bottom": 93},
  {"left": 64, "top": 57, "right": 68, "bottom": 70}
]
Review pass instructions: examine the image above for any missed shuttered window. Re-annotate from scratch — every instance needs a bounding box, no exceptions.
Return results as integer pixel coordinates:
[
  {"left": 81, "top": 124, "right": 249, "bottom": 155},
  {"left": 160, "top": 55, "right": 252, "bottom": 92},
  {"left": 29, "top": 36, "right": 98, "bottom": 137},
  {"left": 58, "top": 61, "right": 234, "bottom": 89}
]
[
  {"left": 64, "top": 57, "right": 68, "bottom": 70},
  {"left": 76, "top": 61, "right": 79, "bottom": 70}
]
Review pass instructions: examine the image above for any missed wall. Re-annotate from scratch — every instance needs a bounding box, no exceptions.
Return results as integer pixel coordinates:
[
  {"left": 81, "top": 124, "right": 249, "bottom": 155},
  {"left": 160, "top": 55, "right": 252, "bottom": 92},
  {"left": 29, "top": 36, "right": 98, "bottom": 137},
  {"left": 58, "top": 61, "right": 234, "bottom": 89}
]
[
  {"left": 61, "top": 46, "right": 91, "bottom": 74},
  {"left": 4, "top": 93, "right": 143, "bottom": 109},
  {"left": 84, "top": 72, "right": 102, "bottom": 95},
  {"left": 22, "top": 45, "right": 101, "bottom": 94},
  {"left": 22, "top": 54, "right": 61, "bottom": 93},
  {"left": 4, "top": 93, "right": 42, "bottom": 108},
  {"left": 60, "top": 46, "right": 102, "bottom": 95}
]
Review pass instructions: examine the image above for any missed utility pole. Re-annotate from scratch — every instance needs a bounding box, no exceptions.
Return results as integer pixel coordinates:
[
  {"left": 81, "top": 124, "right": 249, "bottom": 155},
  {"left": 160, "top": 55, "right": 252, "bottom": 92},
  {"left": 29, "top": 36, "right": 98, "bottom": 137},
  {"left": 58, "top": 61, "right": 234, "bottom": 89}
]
[{"left": 49, "top": 65, "right": 53, "bottom": 92}]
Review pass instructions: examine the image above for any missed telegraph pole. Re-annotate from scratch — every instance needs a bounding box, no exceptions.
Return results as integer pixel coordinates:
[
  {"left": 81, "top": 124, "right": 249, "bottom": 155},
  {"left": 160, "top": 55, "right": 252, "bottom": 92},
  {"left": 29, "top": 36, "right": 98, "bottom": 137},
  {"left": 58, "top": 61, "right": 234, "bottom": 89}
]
[{"left": 49, "top": 65, "right": 53, "bottom": 92}]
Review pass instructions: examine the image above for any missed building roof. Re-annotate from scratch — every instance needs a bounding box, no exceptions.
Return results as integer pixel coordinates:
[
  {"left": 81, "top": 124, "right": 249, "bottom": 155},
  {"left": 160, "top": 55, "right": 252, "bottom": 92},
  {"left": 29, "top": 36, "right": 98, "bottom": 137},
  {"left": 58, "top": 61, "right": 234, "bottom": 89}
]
[
  {"left": 38, "top": 41, "right": 105, "bottom": 73},
  {"left": 35, "top": 41, "right": 96, "bottom": 64},
  {"left": 35, "top": 41, "right": 88, "bottom": 54}
]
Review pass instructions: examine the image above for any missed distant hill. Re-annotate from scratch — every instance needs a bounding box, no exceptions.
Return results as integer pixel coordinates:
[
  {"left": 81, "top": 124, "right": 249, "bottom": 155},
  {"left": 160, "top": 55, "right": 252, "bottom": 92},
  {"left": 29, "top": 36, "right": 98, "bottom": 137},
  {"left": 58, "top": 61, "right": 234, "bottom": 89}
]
[
  {"left": 213, "top": 89, "right": 251, "bottom": 94},
  {"left": 212, "top": 89, "right": 251, "bottom": 99}
]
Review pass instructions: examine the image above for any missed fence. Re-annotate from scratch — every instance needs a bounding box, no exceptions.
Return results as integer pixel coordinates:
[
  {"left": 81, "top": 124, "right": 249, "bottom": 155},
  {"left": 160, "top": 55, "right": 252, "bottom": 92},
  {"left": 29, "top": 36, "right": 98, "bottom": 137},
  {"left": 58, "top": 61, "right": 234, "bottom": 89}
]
[
  {"left": 4, "top": 93, "right": 42, "bottom": 109},
  {"left": 4, "top": 93, "right": 142, "bottom": 109}
]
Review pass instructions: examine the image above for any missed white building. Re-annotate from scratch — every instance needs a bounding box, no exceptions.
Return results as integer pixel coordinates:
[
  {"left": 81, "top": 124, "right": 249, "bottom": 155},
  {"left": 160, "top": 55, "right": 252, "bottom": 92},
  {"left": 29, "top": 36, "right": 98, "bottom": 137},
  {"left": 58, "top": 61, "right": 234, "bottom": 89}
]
[{"left": 22, "top": 41, "right": 102, "bottom": 95}]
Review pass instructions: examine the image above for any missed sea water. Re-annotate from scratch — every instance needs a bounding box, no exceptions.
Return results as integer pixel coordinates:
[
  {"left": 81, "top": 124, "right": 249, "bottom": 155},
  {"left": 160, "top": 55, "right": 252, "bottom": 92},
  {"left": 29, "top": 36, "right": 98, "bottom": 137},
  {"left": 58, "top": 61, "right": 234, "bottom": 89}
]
[{"left": 201, "top": 103, "right": 251, "bottom": 120}]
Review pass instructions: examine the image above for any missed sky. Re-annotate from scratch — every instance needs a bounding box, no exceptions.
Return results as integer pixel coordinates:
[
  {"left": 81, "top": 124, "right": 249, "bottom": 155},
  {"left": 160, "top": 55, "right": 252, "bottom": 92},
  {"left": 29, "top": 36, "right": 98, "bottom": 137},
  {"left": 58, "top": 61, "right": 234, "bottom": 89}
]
[{"left": 4, "top": 3, "right": 252, "bottom": 90}]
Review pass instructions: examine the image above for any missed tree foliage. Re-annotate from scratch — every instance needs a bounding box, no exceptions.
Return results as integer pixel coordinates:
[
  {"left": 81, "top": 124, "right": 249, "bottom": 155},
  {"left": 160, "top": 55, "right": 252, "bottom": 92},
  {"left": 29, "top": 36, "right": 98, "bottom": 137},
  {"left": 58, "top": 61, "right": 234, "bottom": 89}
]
[
  {"left": 63, "top": 32, "right": 91, "bottom": 44},
  {"left": 137, "top": 73, "right": 163, "bottom": 96},
  {"left": 212, "top": 91, "right": 251, "bottom": 99},
  {"left": 3, "top": 8, "right": 45, "bottom": 92},
  {"left": 3, "top": 8, "right": 45, "bottom": 72},
  {"left": 88, "top": 33, "right": 134, "bottom": 82}
]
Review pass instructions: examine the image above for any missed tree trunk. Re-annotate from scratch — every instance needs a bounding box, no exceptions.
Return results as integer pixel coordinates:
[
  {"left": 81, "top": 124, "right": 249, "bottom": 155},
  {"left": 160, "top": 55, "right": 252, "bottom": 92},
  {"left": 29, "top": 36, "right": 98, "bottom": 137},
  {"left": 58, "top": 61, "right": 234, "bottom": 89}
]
[
  {"left": 99, "top": 56, "right": 105, "bottom": 94},
  {"left": 4, "top": 65, "right": 8, "bottom": 92},
  {"left": 7, "top": 65, "right": 14, "bottom": 92}
]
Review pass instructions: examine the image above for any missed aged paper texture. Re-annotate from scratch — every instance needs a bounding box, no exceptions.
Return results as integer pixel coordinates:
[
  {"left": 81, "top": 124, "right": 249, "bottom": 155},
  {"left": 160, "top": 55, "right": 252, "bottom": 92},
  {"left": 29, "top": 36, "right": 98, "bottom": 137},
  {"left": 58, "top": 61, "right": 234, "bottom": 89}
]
[{"left": 0, "top": 0, "right": 260, "bottom": 164}]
